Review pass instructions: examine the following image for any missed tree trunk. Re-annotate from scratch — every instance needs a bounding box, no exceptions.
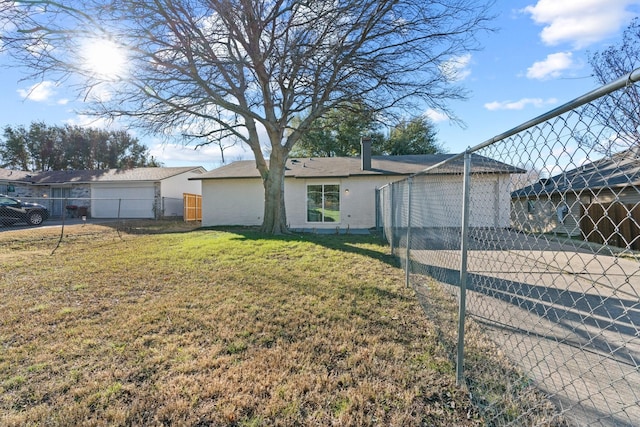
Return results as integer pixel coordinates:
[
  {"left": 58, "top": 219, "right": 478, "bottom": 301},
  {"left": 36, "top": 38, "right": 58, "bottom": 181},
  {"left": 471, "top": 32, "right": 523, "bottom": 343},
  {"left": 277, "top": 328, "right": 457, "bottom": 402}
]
[{"left": 260, "top": 149, "right": 288, "bottom": 234}]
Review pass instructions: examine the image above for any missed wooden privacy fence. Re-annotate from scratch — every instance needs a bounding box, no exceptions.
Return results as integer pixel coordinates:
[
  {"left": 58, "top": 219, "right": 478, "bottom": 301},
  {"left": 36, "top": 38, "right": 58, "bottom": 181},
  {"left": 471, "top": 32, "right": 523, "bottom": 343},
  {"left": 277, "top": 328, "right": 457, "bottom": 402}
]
[
  {"left": 581, "top": 202, "right": 640, "bottom": 250},
  {"left": 183, "top": 193, "right": 202, "bottom": 222}
]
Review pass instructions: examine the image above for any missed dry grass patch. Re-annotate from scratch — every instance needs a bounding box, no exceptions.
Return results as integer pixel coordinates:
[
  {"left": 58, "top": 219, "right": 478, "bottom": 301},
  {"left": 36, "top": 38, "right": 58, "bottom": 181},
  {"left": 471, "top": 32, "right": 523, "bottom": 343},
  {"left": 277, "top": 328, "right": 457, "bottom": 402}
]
[
  {"left": 0, "top": 220, "right": 201, "bottom": 253},
  {"left": 1, "top": 227, "right": 516, "bottom": 425},
  {"left": 413, "top": 278, "right": 567, "bottom": 426}
]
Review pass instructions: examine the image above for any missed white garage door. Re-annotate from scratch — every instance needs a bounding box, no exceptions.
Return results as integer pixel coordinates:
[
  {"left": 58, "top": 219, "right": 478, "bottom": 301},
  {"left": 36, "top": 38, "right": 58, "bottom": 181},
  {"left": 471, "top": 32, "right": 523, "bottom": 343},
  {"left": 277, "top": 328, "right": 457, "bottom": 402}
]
[{"left": 92, "top": 185, "right": 156, "bottom": 218}]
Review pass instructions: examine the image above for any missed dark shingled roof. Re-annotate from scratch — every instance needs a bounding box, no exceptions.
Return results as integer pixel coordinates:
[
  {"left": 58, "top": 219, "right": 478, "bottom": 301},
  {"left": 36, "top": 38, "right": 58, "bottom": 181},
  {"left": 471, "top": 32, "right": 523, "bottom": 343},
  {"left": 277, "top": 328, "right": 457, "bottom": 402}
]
[
  {"left": 0, "top": 169, "right": 32, "bottom": 181},
  {"left": 512, "top": 148, "right": 640, "bottom": 198},
  {"left": 193, "top": 154, "right": 524, "bottom": 180},
  {"left": 0, "top": 167, "right": 206, "bottom": 185}
]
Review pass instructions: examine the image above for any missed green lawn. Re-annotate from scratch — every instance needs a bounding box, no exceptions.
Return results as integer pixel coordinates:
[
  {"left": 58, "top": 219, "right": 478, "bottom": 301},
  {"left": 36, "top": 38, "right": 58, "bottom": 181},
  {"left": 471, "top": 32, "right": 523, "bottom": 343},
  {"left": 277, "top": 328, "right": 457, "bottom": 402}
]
[{"left": 0, "top": 224, "right": 556, "bottom": 426}]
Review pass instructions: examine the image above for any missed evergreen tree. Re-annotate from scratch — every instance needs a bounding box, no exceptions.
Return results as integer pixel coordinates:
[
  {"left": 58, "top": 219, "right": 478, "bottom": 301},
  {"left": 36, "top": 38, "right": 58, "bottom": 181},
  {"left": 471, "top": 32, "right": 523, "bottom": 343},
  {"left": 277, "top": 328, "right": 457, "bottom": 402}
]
[
  {"left": 0, "top": 122, "right": 158, "bottom": 171},
  {"left": 382, "top": 116, "right": 444, "bottom": 155}
]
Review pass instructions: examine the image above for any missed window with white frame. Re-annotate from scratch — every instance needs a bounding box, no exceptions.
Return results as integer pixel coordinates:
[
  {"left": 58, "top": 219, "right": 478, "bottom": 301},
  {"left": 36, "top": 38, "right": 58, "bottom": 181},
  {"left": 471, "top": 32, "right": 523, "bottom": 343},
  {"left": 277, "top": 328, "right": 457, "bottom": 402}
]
[{"left": 307, "top": 184, "right": 340, "bottom": 223}]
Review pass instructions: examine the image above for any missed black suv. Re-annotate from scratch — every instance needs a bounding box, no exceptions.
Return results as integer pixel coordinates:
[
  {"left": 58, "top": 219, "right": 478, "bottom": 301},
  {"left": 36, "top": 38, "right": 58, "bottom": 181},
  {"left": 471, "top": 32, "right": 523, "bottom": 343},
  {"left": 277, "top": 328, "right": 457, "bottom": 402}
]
[{"left": 0, "top": 195, "right": 50, "bottom": 226}]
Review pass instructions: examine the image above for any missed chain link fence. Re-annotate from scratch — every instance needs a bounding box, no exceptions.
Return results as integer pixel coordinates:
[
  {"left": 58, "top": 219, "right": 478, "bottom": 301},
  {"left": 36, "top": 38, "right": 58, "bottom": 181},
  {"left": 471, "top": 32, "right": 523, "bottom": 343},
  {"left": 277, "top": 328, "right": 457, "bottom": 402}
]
[
  {"left": 0, "top": 196, "right": 187, "bottom": 225},
  {"left": 0, "top": 196, "right": 193, "bottom": 252},
  {"left": 378, "top": 69, "right": 640, "bottom": 426}
]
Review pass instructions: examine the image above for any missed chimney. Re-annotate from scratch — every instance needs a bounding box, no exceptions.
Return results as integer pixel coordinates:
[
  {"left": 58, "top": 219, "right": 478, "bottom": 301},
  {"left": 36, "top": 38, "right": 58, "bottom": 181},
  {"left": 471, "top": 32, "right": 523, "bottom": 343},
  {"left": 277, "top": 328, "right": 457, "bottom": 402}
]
[{"left": 361, "top": 137, "right": 372, "bottom": 171}]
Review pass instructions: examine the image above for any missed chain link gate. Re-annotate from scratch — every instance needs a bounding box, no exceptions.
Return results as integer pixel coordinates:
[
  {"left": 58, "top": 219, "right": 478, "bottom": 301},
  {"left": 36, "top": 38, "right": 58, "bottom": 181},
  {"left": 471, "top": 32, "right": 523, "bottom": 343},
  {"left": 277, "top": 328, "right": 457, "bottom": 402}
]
[{"left": 378, "top": 69, "right": 640, "bottom": 426}]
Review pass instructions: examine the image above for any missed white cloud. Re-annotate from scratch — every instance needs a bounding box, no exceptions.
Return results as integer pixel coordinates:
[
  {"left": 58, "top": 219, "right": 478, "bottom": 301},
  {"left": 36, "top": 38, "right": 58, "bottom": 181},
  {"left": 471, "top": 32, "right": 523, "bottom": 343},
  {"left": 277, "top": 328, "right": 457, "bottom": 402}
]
[
  {"left": 17, "top": 81, "right": 57, "bottom": 102},
  {"left": 484, "top": 97, "right": 558, "bottom": 111},
  {"left": 84, "top": 84, "right": 114, "bottom": 103},
  {"left": 440, "top": 54, "right": 472, "bottom": 82},
  {"left": 64, "top": 115, "right": 113, "bottom": 129},
  {"left": 526, "top": 52, "right": 574, "bottom": 80},
  {"left": 424, "top": 109, "right": 449, "bottom": 123},
  {"left": 523, "top": 0, "right": 640, "bottom": 48}
]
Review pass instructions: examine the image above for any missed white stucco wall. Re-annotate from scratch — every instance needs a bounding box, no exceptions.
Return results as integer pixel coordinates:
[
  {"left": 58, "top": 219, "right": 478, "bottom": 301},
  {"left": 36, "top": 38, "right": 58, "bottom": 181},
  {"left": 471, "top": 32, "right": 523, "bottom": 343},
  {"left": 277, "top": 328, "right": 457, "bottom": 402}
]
[
  {"left": 201, "top": 176, "right": 400, "bottom": 229},
  {"left": 201, "top": 173, "right": 512, "bottom": 229},
  {"left": 286, "top": 176, "right": 399, "bottom": 229},
  {"left": 161, "top": 172, "right": 202, "bottom": 198},
  {"left": 399, "top": 174, "right": 511, "bottom": 229},
  {"left": 201, "top": 178, "right": 265, "bottom": 226},
  {"left": 470, "top": 174, "right": 512, "bottom": 227},
  {"left": 161, "top": 171, "right": 203, "bottom": 217}
]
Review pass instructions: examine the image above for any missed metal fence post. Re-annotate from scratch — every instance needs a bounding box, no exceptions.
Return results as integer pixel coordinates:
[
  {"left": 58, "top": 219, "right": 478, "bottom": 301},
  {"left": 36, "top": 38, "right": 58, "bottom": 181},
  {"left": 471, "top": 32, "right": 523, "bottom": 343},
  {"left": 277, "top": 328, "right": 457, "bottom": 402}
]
[
  {"left": 405, "top": 177, "right": 413, "bottom": 288},
  {"left": 376, "top": 70, "right": 640, "bottom": 423},
  {"left": 375, "top": 188, "right": 380, "bottom": 232},
  {"left": 456, "top": 151, "right": 472, "bottom": 385},
  {"left": 390, "top": 184, "right": 395, "bottom": 255}
]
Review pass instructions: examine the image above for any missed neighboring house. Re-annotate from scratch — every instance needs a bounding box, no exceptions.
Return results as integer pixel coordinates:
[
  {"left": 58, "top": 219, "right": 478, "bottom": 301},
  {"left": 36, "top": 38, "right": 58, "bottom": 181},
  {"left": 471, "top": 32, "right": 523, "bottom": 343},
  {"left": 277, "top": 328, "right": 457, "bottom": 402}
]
[
  {"left": 511, "top": 148, "right": 640, "bottom": 246},
  {"left": 0, "top": 166, "right": 205, "bottom": 219},
  {"left": 192, "top": 141, "right": 524, "bottom": 230}
]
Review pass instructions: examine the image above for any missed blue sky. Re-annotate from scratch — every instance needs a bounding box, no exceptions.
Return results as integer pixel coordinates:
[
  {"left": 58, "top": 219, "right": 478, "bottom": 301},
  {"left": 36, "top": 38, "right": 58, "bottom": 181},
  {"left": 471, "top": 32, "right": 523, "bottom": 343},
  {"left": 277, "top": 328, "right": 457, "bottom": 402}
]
[
  {"left": 435, "top": 0, "right": 640, "bottom": 154},
  {"left": 1, "top": 0, "right": 639, "bottom": 169}
]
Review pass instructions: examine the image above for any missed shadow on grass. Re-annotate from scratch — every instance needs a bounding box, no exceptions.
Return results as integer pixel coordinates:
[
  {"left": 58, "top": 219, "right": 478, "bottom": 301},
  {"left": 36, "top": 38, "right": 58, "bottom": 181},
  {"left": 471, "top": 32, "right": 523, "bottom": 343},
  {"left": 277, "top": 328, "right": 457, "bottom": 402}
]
[
  {"left": 115, "top": 219, "right": 204, "bottom": 234},
  {"left": 50, "top": 220, "right": 396, "bottom": 264},
  {"left": 93, "top": 221, "right": 390, "bottom": 262},
  {"left": 204, "top": 226, "right": 400, "bottom": 269}
]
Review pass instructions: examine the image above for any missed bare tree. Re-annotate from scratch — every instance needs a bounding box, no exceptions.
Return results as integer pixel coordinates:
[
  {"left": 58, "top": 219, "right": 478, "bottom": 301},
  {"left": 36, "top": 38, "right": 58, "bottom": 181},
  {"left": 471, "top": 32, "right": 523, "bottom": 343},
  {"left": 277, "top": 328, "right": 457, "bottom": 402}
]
[
  {"left": 182, "top": 110, "right": 242, "bottom": 164},
  {"left": 586, "top": 18, "right": 640, "bottom": 155},
  {"left": 2, "top": 0, "right": 494, "bottom": 234},
  {"left": 510, "top": 163, "right": 542, "bottom": 192}
]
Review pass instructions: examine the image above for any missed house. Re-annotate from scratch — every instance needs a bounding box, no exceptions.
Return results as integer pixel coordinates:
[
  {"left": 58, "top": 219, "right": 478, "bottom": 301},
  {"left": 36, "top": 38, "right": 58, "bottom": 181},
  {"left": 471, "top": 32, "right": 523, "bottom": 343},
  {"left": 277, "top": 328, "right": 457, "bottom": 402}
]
[
  {"left": 511, "top": 148, "right": 640, "bottom": 248},
  {"left": 0, "top": 166, "right": 205, "bottom": 219},
  {"left": 192, "top": 141, "right": 524, "bottom": 230}
]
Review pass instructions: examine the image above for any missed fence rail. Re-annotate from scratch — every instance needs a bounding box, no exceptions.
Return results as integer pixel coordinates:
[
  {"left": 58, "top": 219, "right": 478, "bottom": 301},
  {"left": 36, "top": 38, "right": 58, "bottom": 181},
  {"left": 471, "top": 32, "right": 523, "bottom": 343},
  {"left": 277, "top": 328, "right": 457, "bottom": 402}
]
[
  {"left": 0, "top": 195, "right": 194, "bottom": 228},
  {"left": 1, "top": 196, "right": 202, "bottom": 255},
  {"left": 378, "top": 68, "right": 640, "bottom": 426}
]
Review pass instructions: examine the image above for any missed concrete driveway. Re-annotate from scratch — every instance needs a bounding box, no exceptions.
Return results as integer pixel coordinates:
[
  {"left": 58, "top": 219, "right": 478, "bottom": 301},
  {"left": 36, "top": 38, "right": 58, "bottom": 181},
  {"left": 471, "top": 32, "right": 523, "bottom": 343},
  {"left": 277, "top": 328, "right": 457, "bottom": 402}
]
[{"left": 409, "top": 228, "right": 640, "bottom": 426}]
